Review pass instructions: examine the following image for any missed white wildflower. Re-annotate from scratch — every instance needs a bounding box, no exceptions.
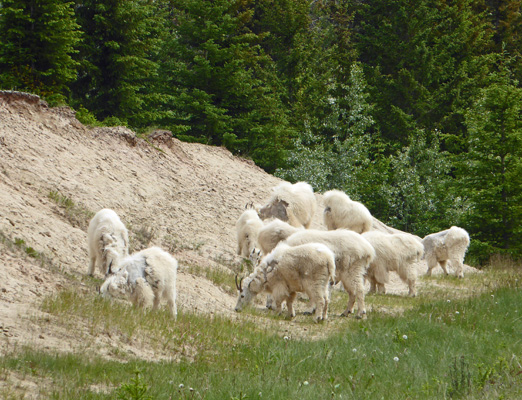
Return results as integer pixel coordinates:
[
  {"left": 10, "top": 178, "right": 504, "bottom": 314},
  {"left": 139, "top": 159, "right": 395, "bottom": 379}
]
[{"left": 393, "top": 356, "right": 399, "bottom": 362}]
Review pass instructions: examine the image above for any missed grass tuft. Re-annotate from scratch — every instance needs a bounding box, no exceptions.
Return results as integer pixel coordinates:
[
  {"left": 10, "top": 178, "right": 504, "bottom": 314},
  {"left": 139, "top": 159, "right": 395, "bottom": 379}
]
[
  {"left": 48, "top": 190, "right": 94, "bottom": 231},
  {"left": 2, "top": 257, "right": 522, "bottom": 399}
]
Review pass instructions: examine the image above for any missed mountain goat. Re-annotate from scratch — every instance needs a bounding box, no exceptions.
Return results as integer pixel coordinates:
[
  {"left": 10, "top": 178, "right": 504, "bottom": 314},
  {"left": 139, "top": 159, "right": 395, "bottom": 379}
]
[
  {"left": 362, "top": 231, "right": 424, "bottom": 296},
  {"left": 100, "top": 246, "right": 178, "bottom": 318},
  {"left": 236, "top": 206, "right": 264, "bottom": 258},
  {"left": 87, "top": 208, "right": 129, "bottom": 276},
  {"left": 423, "top": 226, "right": 470, "bottom": 278},
  {"left": 257, "top": 182, "right": 317, "bottom": 228},
  {"left": 257, "top": 219, "right": 303, "bottom": 255},
  {"left": 284, "top": 229, "right": 375, "bottom": 318},
  {"left": 235, "top": 243, "right": 335, "bottom": 322},
  {"left": 323, "top": 190, "right": 372, "bottom": 233}
]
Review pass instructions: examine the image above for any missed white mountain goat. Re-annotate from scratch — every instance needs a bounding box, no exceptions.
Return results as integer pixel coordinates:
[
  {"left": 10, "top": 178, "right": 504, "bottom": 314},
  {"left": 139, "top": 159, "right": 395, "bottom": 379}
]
[
  {"left": 100, "top": 246, "right": 178, "bottom": 318},
  {"left": 257, "top": 219, "right": 303, "bottom": 255},
  {"left": 236, "top": 205, "right": 264, "bottom": 258},
  {"left": 87, "top": 208, "right": 129, "bottom": 276},
  {"left": 323, "top": 190, "right": 372, "bottom": 233},
  {"left": 362, "top": 231, "right": 424, "bottom": 296},
  {"left": 284, "top": 229, "right": 375, "bottom": 318},
  {"left": 250, "top": 218, "right": 304, "bottom": 310},
  {"left": 235, "top": 243, "right": 335, "bottom": 322},
  {"left": 423, "top": 226, "right": 470, "bottom": 278},
  {"left": 257, "top": 181, "right": 317, "bottom": 228}
]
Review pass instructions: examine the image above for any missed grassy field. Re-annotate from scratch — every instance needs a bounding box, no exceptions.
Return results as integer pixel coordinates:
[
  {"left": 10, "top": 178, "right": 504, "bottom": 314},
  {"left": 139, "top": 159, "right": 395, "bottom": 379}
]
[{"left": 1, "top": 263, "right": 521, "bottom": 400}]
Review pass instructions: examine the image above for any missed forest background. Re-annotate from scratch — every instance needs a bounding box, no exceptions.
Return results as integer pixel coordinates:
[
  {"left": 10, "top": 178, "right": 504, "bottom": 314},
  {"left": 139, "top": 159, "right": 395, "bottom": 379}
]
[{"left": 1, "top": 0, "right": 521, "bottom": 264}]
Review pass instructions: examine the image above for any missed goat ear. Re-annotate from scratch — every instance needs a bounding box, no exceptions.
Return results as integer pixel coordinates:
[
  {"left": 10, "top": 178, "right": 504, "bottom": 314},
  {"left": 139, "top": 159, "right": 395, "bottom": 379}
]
[{"left": 122, "top": 270, "right": 129, "bottom": 281}]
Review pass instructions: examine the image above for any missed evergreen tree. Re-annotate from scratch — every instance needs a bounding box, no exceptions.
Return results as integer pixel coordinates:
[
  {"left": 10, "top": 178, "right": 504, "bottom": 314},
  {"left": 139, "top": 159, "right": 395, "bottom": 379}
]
[
  {"left": 383, "top": 129, "right": 457, "bottom": 235},
  {"left": 277, "top": 63, "right": 382, "bottom": 205},
  {"left": 160, "top": 0, "right": 293, "bottom": 172},
  {"left": 483, "top": 1, "right": 522, "bottom": 83},
  {"left": 0, "top": 0, "right": 80, "bottom": 102},
  {"left": 71, "top": 0, "right": 164, "bottom": 126},
  {"left": 460, "top": 61, "right": 522, "bottom": 260},
  {"left": 354, "top": 0, "right": 492, "bottom": 152}
]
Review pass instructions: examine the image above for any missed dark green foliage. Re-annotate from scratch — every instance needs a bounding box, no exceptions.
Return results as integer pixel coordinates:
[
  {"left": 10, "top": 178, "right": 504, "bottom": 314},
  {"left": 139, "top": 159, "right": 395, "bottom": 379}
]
[
  {"left": 0, "top": 0, "right": 81, "bottom": 102},
  {"left": 448, "top": 356, "right": 472, "bottom": 398},
  {"left": 116, "top": 369, "right": 152, "bottom": 400},
  {"left": 157, "top": 0, "right": 294, "bottom": 172},
  {"left": 459, "top": 58, "right": 522, "bottom": 261},
  {"left": 2, "top": 0, "right": 522, "bottom": 261},
  {"left": 354, "top": 0, "right": 492, "bottom": 150},
  {"left": 378, "top": 130, "right": 458, "bottom": 235},
  {"left": 70, "top": 0, "right": 164, "bottom": 125}
]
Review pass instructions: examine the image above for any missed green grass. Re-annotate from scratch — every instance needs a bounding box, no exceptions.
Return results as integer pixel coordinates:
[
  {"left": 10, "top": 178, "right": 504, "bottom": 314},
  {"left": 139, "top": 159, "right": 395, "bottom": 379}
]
[
  {"left": 181, "top": 263, "right": 238, "bottom": 295},
  {"left": 1, "top": 266, "right": 521, "bottom": 399}
]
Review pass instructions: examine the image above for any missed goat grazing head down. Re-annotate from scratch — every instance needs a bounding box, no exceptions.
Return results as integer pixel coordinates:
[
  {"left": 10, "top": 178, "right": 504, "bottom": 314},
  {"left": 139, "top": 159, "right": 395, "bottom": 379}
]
[
  {"left": 234, "top": 271, "right": 266, "bottom": 312},
  {"left": 103, "top": 237, "right": 125, "bottom": 275},
  {"left": 99, "top": 269, "right": 129, "bottom": 299}
]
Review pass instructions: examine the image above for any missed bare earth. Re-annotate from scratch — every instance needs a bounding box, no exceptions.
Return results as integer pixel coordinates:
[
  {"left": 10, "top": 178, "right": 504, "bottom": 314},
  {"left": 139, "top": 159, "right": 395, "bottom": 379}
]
[{"left": 0, "top": 92, "right": 476, "bottom": 368}]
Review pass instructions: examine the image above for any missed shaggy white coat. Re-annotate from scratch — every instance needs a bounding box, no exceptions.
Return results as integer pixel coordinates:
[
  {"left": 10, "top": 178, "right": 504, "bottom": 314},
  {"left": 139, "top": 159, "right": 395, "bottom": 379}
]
[
  {"left": 284, "top": 229, "right": 375, "bottom": 318},
  {"left": 362, "top": 231, "right": 424, "bottom": 296},
  {"left": 257, "top": 219, "right": 302, "bottom": 255},
  {"left": 323, "top": 190, "right": 372, "bottom": 234},
  {"left": 100, "top": 246, "right": 178, "bottom": 318},
  {"left": 87, "top": 208, "right": 129, "bottom": 276},
  {"left": 236, "top": 209, "right": 264, "bottom": 258},
  {"left": 423, "top": 226, "right": 470, "bottom": 278},
  {"left": 257, "top": 182, "right": 317, "bottom": 228},
  {"left": 235, "top": 243, "right": 335, "bottom": 322}
]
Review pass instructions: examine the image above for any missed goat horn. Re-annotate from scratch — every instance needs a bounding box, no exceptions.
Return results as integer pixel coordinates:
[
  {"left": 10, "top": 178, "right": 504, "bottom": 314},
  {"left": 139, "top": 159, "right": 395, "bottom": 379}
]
[
  {"left": 107, "top": 260, "right": 113, "bottom": 275},
  {"left": 235, "top": 275, "right": 240, "bottom": 291},
  {"left": 239, "top": 277, "right": 244, "bottom": 291}
]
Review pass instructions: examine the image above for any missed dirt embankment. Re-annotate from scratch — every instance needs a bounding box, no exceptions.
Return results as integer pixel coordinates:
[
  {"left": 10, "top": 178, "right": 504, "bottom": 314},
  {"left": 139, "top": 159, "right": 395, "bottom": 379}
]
[{"left": 0, "top": 91, "right": 475, "bottom": 360}]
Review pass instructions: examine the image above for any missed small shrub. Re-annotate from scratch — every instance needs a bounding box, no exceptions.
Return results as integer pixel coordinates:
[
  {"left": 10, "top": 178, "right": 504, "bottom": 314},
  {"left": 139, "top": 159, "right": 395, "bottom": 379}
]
[
  {"left": 103, "top": 116, "right": 127, "bottom": 127},
  {"left": 75, "top": 106, "right": 101, "bottom": 127},
  {"left": 448, "top": 355, "right": 471, "bottom": 398},
  {"left": 14, "top": 237, "right": 39, "bottom": 259},
  {"left": 116, "top": 369, "right": 152, "bottom": 400}
]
